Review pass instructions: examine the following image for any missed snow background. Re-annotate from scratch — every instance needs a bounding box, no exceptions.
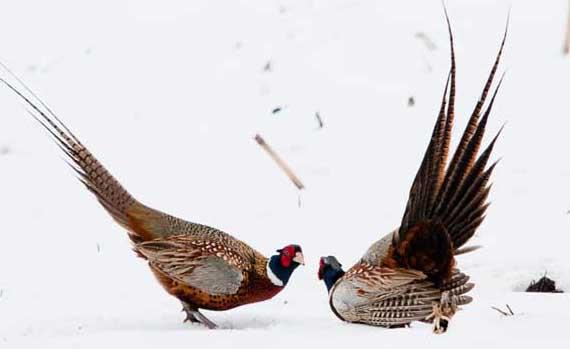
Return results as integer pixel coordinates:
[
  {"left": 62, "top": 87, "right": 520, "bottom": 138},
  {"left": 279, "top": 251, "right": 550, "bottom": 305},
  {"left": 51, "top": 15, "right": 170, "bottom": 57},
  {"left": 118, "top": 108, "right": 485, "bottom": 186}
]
[{"left": 1, "top": 0, "right": 570, "bottom": 347}]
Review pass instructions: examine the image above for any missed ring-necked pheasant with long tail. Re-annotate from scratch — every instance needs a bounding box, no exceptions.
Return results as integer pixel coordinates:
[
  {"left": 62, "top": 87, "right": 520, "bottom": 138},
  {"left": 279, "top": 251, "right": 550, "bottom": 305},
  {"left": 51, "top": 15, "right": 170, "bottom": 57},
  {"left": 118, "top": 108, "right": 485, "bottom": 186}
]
[
  {"left": 0, "top": 73, "right": 305, "bottom": 329},
  {"left": 318, "top": 14, "right": 506, "bottom": 334}
]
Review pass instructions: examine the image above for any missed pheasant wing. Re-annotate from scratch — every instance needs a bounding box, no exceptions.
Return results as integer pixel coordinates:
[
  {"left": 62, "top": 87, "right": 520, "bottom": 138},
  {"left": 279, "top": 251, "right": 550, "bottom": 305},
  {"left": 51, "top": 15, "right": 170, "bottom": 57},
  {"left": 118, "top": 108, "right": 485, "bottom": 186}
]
[
  {"left": 337, "top": 265, "right": 439, "bottom": 327},
  {"left": 337, "top": 265, "right": 473, "bottom": 327},
  {"left": 136, "top": 235, "right": 254, "bottom": 295}
]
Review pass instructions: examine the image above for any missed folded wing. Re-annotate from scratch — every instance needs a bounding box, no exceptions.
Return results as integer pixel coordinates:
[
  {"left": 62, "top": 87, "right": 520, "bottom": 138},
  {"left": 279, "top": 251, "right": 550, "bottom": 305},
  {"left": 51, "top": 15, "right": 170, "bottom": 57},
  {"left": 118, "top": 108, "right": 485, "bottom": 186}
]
[
  {"left": 137, "top": 235, "right": 253, "bottom": 295},
  {"left": 334, "top": 265, "right": 472, "bottom": 327}
]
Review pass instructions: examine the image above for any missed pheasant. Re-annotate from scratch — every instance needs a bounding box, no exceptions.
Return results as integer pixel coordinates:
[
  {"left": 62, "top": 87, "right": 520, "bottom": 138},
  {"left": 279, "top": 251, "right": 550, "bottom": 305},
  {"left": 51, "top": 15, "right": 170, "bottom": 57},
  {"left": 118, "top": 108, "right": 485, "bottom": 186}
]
[
  {"left": 318, "top": 14, "right": 506, "bottom": 334},
  {"left": 0, "top": 75, "right": 305, "bottom": 329}
]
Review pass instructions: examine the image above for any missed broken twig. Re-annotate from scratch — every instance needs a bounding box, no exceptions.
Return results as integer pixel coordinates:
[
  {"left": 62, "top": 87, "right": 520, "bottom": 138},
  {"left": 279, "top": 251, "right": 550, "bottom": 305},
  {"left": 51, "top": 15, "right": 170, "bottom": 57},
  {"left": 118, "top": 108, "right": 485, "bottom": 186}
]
[
  {"left": 415, "top": 32, "right": 437, "bottom": 51},
  {"left": 315, "top": 112, "right": 324, "bottom": 129},
  {"left": 563, "top": 0, "right": 570, "bottom": 55},
  {"left": 492, "top": 304, "right": 514, "bottom": 316},
  {"left": 254, "top": 134, "right": 305, "bottom": 190},
  {"left": 491, "top": 307, "right": 509, "bottom": 316}
]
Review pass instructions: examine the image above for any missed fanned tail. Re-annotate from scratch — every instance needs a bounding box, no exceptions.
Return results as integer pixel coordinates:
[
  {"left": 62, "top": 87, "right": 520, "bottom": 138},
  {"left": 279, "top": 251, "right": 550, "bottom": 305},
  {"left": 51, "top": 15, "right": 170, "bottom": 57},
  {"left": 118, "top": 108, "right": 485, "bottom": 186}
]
[
  {"left": 391, "top": 10, "right": 507, "bottom": 284},
  {"left": 433, "top": 17, "right": 508, "bottom": 250}
]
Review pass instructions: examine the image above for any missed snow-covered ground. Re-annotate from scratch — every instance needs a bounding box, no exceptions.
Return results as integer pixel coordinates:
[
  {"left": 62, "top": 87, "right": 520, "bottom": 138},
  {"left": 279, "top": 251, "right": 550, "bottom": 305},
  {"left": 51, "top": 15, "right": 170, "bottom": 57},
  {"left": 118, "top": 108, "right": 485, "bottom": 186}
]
[{"left": 1, "top": 0, "right": 570, "bottom": 347}]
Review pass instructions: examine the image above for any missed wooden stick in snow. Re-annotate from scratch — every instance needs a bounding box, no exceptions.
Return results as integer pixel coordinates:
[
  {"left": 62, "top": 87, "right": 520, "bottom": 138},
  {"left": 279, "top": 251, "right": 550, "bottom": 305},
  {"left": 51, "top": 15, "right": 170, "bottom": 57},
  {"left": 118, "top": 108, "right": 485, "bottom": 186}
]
[
  {"left": 491, "top": 306, "right": 509, "bottom": 316},
  {"left": 563, "top": 0, "right": 570, "bottom": 55},
  {"left": 254, "top": 134, "right": 305, "bottom": 190},
  {"left": 491, "top": 305, "right": 515, "bottom": 316},
  {"left": 315, "top": 112, "right": 324, "bottom": 129}
]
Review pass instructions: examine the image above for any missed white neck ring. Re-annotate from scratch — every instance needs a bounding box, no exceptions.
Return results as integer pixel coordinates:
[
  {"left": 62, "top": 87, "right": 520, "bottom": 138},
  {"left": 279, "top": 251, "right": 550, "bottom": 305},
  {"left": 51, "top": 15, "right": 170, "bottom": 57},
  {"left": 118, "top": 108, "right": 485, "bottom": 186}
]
[{"left": 266, "top": 260, "right": 284, "bottom": 287}]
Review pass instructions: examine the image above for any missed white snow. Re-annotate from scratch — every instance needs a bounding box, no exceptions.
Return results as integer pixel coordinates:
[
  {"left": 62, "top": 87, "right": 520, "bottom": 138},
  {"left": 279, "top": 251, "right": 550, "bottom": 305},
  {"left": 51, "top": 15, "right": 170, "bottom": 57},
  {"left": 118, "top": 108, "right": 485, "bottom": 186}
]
[{"left": 1, "top": 0, "right": 570, "bottom": 347}]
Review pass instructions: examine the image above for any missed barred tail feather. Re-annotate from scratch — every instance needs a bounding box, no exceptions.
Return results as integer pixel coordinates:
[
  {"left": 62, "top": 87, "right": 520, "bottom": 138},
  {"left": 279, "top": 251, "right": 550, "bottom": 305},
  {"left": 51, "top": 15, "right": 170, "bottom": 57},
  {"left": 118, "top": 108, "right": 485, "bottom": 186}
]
[
  {"left": 0, "top": 75, "right": 152, "bottom": 243},
  {"left": 396, "top": 11, "right": 507, "bottom": 255},
  {"left": 434, "top": 19, "right": 508, "bottom": 224}
]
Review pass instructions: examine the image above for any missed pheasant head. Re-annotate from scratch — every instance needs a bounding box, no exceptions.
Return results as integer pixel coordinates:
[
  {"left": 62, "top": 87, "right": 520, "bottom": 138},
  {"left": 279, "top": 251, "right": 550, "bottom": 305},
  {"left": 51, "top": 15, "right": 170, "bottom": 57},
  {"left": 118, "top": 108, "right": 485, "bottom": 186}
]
[
  {"left": 267, "top": 244, "right": 304, "bottom": 287},
  {"left": 318, "top": 256, "right": 345, "bottom": 292}
]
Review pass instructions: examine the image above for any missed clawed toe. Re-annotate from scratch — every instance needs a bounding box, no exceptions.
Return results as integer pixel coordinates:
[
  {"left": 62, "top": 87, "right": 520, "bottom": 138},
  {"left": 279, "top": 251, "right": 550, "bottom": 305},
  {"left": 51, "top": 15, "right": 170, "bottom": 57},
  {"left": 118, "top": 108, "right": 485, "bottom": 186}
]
[
  {"left": 181, "top": 302, "right": 218, "bottom": 329},
  {"left": 426, "top": 291, "right": 458, "bottom": 334},
  {"left": 191, "top": 311, "right": 218, "bottom": 329},
  {"left": 183, "top": 311, "right": 200, "bottom": 324}
]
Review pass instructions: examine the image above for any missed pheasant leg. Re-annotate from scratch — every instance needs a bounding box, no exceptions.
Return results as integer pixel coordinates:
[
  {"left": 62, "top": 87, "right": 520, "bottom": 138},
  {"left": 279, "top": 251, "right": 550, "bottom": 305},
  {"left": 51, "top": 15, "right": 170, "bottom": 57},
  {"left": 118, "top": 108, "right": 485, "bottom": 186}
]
[
  {"left": 182, "top": 301, "right": 218, "bottom": 329},
  {"left": 182, "top": 307, "right": 200, "bottom": 324},
  {"left": 191, "top": 310, "right": 218, "bottom": 329},
  {"left": 425, "top": 291, "right": 457, "bottom": 334}
]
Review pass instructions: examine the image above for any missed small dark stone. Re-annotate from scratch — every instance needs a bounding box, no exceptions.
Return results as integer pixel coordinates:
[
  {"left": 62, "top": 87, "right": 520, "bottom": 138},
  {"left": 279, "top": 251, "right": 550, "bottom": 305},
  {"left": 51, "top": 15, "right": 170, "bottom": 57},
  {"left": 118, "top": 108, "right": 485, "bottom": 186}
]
[
  {"left": 408, "top": 96, "right": 415, "bottom": 107},
  {"left": 526, "top": 276, "right": 563, "bottom": 293},
  {"left": 272, "top": 107, "right": 283, "bottom": 114},
  {"left": 263, "top": 61, "right": 272, "bottom": 72}
]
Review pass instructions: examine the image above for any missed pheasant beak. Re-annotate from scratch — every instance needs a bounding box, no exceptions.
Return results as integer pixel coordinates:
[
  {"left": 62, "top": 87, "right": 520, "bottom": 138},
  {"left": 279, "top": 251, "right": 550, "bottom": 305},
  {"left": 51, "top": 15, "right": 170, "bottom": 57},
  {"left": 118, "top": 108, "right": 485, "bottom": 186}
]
[{"left": 293, "top": 251, "right": 305, "bottom": 265}]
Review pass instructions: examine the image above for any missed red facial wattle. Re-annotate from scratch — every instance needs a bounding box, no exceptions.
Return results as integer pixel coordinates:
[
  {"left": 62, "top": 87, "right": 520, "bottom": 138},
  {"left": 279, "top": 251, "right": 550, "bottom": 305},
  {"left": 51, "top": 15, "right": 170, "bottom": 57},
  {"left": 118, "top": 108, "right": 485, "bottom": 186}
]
[
  {"left": 318, "top": 257, "right": 325, "bottom": 280},
  {"left": 280, "top": 245, "right": 296, "bottom": 268},
  {"left": 281, "top": 254, "right": 292, "bottom": 268}
]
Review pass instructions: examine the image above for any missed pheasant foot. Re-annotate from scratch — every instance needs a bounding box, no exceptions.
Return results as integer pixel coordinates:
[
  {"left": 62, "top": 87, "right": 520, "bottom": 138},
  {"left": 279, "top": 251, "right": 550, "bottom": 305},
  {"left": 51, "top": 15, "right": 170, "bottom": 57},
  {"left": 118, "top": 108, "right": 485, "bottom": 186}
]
[
  {"left": 181, "top": 302, "right": 218, "bottom": 329},
  {"left": 425, "top": 291, "right": 457, "bottom": 334},
  {"left": 182, "top": 307, "right": 200, "bottom": 324},
  {"left": 191, "top": 310, "right": 218, "bottom": 329}
]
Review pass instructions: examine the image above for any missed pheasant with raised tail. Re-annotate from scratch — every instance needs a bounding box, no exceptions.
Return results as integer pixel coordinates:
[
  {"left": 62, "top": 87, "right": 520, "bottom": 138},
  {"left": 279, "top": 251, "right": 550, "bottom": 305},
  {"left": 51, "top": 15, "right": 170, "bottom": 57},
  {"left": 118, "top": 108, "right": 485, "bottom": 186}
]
[{"left": 318, "top": 12, "right": 507, "bottom": 333}]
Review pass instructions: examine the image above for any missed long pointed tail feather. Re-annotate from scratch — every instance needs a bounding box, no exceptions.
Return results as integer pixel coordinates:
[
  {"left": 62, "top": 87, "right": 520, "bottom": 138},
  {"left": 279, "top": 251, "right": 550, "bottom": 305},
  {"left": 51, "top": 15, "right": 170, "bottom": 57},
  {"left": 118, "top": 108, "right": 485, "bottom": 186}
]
[
  {"left": 434, "top": 18, "right": 508, "bottom": 221},
  {"left": 396, "top": 9, "right": 507, "bottom": 265},
  {"left": 0, "top": 73, "right": 152, "bottom": 242},
  {"left": 1, "top": 69, "right": 228, "bottom": 245},
  {"left": 438, "top": 76, "right": 506, "bottom": 222}
]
